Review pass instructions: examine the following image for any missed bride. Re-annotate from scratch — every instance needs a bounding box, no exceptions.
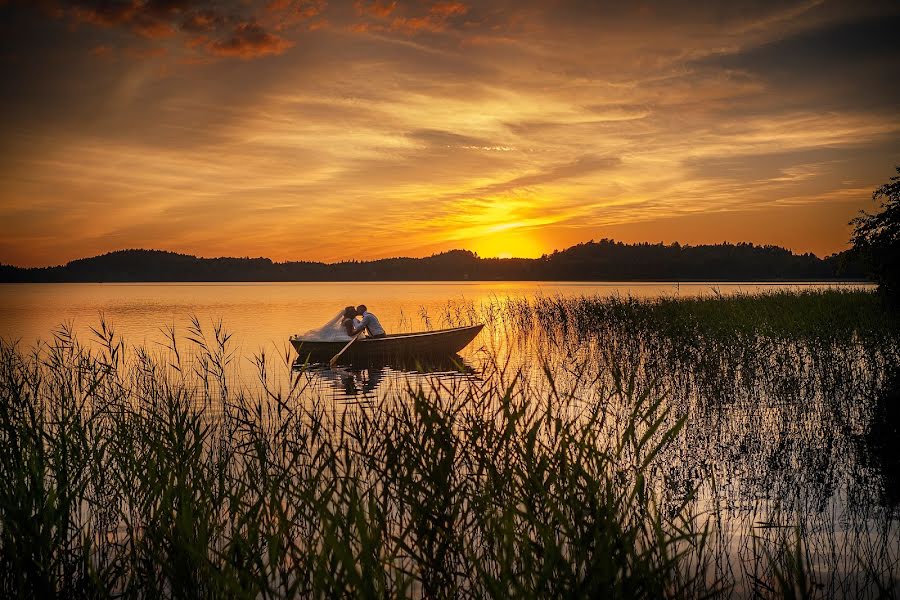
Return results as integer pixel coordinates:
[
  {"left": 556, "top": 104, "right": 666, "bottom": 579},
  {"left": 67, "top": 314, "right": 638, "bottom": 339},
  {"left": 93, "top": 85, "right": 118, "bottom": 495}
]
[
  {"left": 339, "top": 306, "right": 359, "bottom": 336},
  {"left": 296, "top": 306, "right": 360, "bottom": 341}
]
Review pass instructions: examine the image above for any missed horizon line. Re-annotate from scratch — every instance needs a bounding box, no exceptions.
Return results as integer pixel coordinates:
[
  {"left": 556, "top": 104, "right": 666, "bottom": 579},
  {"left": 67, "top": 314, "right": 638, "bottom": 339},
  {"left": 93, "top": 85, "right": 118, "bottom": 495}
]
[{"left": 2, "top": 238, "right": 846, "bottom": 270}]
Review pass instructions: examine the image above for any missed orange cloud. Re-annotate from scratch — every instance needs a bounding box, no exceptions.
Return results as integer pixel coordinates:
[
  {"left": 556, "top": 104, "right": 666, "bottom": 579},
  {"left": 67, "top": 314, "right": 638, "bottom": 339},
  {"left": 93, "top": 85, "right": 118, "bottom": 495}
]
[
  {"left": 180, "top": 9, "right": 222, "bottom": 33},
  {"left": 209, "top": 21, "right": 294, "bottom": 58},
  {"left": 349, "top": 21, "right": 382, "bottom": 33},
  {"left": 68, "top": 3, "right": 134, "bottom": 27},
  {"left": 389, "top": 0, "right": 468, "bottom": 34},
  {"left": 185, "top": 35, "right": 209, "bottom": 49},
  {"left": 130, "top": 20, "right": 177, "bottom": 39},
  {"left": 390, "top": 15, "right": 440, "bottom": 33},
  {"left": 268, "top": 0, "right": 327, "bottom": 20},
  {"left": 429, "top": 1, "right": 467, "bottom": 18},
  {"left": 266, "top": 0, "right": 328, "bottom": 30},
  {"left": 43, "top": 1, "right": 295, "bottom": 59},
  {"left": 67, "top": 2, "right": 177, "bottom": 39},
  {"left": 354, "top": 0, "right": 398, "bottom": 18}
]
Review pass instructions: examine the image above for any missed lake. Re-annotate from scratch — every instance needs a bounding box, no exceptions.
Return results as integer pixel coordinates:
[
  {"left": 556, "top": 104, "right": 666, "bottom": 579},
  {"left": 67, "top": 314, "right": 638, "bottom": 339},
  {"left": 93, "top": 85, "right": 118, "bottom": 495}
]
[
  {"left": 0, "top": 280, "right": 868, "bottom": 352},
  {"left": 0, "top": 281, "right": 894, "bottom": 597}
]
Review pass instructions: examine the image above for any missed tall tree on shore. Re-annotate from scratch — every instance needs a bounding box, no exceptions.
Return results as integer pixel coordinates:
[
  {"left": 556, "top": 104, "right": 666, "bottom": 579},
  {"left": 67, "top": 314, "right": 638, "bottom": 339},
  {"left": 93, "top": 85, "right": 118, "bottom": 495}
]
[{"left": 851, "top": 167, "right": 900, "bottom": 300}]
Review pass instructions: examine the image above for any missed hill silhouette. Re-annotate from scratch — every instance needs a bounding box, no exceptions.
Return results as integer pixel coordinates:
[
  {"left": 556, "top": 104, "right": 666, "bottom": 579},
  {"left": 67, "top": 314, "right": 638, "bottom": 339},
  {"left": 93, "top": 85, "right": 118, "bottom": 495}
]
[{"left": 0, "top": 240, "right": 868, "bottom": 282}]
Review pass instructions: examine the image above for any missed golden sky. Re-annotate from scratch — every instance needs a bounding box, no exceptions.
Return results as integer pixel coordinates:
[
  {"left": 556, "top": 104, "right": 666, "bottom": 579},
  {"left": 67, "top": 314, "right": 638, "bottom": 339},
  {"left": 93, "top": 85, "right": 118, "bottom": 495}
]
[{"left": 1, "top": 0, "right": 898, "bottom": 266}]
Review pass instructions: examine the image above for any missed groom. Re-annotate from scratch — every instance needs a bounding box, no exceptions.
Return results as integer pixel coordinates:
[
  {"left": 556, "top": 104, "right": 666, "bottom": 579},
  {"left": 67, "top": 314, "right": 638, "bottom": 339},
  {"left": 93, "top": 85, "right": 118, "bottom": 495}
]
[{"left": 353, "top": 304, "right": 386, "bottom": 338}]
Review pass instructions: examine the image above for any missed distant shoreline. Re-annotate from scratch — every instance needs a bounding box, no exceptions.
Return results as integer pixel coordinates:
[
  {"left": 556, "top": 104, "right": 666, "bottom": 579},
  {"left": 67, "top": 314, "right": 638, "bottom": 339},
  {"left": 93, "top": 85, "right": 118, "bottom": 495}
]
[{"left": 1, "top": 241, "right": 869, "bottom": 283}]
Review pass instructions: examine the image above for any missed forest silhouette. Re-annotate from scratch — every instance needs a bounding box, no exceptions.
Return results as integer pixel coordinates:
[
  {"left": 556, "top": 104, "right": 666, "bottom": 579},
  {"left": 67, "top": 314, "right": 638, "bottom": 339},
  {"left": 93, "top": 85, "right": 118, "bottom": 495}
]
[{"left": 0, "top": 240, "right": 867, "bottom": 282}]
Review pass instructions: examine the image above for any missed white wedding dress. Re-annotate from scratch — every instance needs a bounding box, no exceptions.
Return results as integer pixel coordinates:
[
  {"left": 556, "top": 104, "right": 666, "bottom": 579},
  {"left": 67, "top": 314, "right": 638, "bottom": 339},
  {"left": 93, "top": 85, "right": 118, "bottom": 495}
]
[{"left": 295, "top": 311, "right": 353, "bottom": 341}]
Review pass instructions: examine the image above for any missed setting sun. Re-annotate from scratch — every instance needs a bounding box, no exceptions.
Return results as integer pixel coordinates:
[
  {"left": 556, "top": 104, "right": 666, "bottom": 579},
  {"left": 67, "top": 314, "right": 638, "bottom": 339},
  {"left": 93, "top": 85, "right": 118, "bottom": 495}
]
[{"left": 467, "top": 231, "right": 544, "bottom": 260}]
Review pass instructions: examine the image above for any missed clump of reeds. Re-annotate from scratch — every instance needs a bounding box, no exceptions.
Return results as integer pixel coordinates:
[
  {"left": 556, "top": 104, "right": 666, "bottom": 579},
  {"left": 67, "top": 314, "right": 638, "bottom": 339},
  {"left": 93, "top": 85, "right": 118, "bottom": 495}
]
[
  {"left": 457, "top": 288, "right": 900, "bottom": 599},
  {"left": 0, "top": 318, "right": 723, "bottom": 598}
]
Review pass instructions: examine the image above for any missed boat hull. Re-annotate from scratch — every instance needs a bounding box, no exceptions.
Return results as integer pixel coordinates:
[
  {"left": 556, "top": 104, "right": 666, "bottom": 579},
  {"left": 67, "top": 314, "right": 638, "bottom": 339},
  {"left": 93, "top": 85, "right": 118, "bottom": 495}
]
[{"left": 290, "top": 324, "right": 484, "bottom": 364}]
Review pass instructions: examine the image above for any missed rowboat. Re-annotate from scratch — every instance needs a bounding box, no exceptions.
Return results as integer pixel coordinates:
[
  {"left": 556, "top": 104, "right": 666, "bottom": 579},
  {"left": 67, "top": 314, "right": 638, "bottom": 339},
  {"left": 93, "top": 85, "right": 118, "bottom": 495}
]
[{"left": 290, "top": 324, "right": 484, "bottom": 364}]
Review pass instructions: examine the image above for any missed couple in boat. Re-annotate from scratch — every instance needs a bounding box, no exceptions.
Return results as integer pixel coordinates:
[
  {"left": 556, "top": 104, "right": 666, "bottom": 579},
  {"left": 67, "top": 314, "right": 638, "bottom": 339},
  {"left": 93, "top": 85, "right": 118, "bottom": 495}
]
[{"left": 341, "top": 305, "right": 386, "bottom": 339}]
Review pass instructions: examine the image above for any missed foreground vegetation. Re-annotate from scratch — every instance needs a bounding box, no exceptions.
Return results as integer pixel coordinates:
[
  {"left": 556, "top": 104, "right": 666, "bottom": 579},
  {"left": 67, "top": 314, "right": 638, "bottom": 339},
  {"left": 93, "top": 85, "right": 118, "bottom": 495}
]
[
  {"left": 0, "top": 323, "right": 714, "bottom": 598},
  {"left": 1, "top": 289, "right": 898, "bottom": 598}
]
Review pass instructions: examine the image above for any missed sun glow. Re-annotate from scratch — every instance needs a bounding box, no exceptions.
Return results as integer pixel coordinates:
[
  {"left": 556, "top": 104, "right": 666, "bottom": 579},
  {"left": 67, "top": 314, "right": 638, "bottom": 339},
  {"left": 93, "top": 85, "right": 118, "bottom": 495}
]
[{"left": 468, "top": 231, "right": 544, "bottom": 259}]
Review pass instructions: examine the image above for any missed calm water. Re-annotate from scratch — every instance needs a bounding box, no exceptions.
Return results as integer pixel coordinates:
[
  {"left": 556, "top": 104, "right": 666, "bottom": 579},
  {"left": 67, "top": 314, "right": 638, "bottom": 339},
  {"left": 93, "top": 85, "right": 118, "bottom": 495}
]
[{"left": 0, "top": 281, "right": 869, "bottom": 352}]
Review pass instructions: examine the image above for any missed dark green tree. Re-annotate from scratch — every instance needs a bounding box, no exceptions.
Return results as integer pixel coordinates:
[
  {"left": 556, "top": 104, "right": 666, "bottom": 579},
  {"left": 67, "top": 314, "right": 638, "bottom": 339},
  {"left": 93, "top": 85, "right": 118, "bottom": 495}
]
[{"left": 851, "top": 167, "right": 900, "bottom": 300}]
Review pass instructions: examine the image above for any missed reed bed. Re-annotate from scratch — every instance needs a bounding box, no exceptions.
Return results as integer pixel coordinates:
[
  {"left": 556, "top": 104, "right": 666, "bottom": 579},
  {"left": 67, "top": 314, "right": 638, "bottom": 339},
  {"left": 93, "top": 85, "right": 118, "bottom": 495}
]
[
  {"left": 1, "top": 288, "right": 898, "bottom": 598},
  {"left": 0, "top": 321, "right": 716, "bottom": 598},
  {"left": 472, "top": 289, "right": 900, "bottom": 598}
]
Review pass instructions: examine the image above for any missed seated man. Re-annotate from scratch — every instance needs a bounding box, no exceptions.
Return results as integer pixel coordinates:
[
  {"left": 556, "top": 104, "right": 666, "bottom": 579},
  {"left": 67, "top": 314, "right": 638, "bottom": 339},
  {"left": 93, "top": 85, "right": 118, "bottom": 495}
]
[{"left": 353, "top": 304, "right": 386, "bottom": 338}]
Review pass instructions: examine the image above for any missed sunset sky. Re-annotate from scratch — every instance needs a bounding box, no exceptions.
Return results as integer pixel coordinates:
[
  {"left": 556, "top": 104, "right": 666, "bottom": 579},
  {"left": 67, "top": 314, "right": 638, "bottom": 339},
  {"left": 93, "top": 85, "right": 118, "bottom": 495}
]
[{"left": 1, "top": 0, "right": 898, "bottom": 266}]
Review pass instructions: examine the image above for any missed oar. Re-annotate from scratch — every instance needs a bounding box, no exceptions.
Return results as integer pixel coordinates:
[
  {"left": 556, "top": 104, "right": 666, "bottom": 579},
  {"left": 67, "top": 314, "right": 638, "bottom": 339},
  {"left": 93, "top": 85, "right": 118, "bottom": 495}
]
[{"left": 330, "top": 331, "right": 363, "bottom": 367}]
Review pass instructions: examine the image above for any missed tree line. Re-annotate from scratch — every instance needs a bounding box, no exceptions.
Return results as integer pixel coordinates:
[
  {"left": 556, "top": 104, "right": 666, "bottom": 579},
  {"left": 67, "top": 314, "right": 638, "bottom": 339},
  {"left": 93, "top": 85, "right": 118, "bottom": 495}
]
[{"left": 0, "top": 240, "right": 868, "bottom": 282}]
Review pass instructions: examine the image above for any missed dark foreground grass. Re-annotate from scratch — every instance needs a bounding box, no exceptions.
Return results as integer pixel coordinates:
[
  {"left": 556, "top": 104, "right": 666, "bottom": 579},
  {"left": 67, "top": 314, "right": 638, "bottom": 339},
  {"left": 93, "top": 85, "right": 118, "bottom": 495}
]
[
  {"left": 0, "top": 320, "right": 718, "bottom": 598},
  {"left": 495, "top": 289, "right": 900, "bottom": 599},
  {"left": 1, "top": 289, "right": 897, "bottom": 598}
]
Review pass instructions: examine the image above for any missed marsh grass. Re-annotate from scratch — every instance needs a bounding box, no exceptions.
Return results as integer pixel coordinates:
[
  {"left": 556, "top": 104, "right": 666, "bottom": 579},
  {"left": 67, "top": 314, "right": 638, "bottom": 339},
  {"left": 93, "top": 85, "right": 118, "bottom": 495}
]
[
  {"left": 477, "top": 289, "right": 900, "bottom": 598},
  {"left": 0, "top": 319, "right": 720, "bottom": 598},
  {"left": 1, "top": 289, "right": 898, "bottom": 598}
]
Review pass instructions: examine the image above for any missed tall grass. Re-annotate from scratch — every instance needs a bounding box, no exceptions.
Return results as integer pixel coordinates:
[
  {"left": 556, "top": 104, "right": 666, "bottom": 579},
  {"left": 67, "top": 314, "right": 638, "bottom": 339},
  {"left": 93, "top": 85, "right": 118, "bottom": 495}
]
[
  {"left": 469, "top": 289, "right": 900, "bottom": 598},
  {"left": 0, "top": 318, "right": 719, "bottom": 598}
]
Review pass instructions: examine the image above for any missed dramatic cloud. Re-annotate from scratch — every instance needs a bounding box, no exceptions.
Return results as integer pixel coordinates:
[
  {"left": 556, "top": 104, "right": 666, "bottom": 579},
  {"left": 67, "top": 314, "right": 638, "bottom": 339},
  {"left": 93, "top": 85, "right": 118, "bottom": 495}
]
[
  {"left": 26, "top": 0, "right": 295, "bottom": 59},
  {"left": 354, "top": 0, "right": 397, "bottom": 19},
  {"left": 266, "top": 0, "right": 328, "bottom": 30},
  {"left": 697, "top": 15, "right": 900, "bottom": 113},
  {"left": 389, "top": 1, "right": 467, "bottom": 34},
  {"left": 53, "top": 0, "right": 191, "bottom": 38},
  {"left": 208, "top": 20, "right": 293, "bottom": 57},
  {"left": 0, "top": 0, "right": 898, "bottom": 266},
  {"left": 180, "top": 9, "right": 225, "bottom": 33}
]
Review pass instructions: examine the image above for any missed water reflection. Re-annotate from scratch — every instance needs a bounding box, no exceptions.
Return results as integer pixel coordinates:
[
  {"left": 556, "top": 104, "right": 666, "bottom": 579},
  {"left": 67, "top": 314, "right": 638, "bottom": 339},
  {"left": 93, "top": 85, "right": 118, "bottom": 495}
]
[{"left": 294, "top": 354, "right": 479, "bottom": 404}]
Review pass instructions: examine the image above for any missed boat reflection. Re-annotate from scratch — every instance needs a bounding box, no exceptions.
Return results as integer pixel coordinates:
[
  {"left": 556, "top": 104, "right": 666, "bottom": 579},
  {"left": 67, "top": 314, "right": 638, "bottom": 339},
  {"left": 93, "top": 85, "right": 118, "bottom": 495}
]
[{"left": 293, "top": 354, "right": 479, "bottom": 403}]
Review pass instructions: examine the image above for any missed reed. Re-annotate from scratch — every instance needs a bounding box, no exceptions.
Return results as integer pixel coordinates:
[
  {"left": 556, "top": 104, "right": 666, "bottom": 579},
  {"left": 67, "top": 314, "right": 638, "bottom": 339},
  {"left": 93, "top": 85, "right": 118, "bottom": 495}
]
[
  {"left": 459, "top": 288, "right": 900, "bottom": 598},
  {"left": 0, "top": 321, "right": 717, "bottom": 598}
]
